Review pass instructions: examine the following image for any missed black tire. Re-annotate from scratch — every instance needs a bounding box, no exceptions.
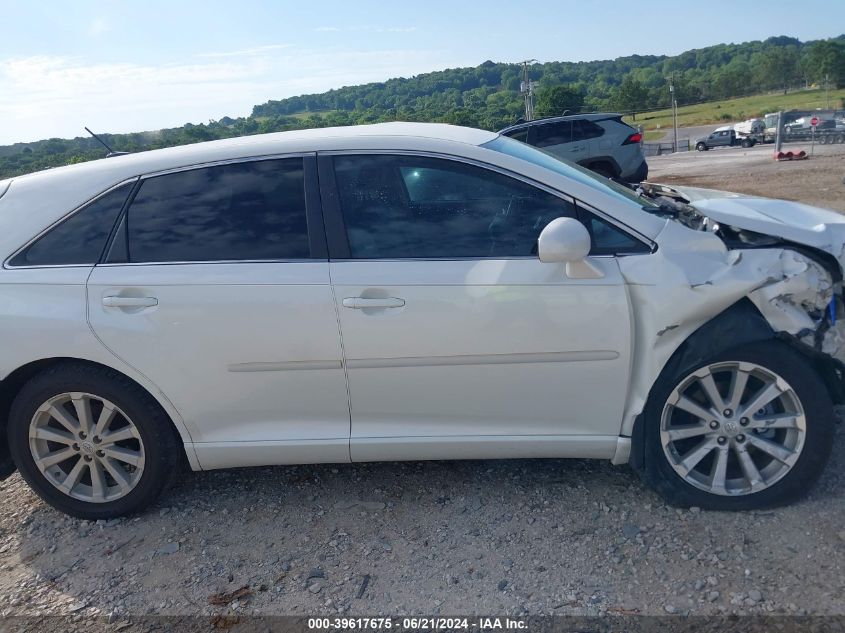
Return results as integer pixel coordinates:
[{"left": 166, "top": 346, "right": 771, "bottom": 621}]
[
  {"left": 8, "top": 362, "right": 179, "bottom": 519},
  {"left": 696, "top": 143, "right": 707, "bottom": 152},
  {"left": 741, "top": 138, "right": 752, "bottom": 148},
  {"left": 641, "top": 341, "right": 834, "bottom": 511}
]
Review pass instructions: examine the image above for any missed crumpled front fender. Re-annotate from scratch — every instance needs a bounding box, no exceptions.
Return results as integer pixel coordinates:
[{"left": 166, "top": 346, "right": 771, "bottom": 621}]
[{"left": 617, "top": 220, "right": 840, "bottom": 437}]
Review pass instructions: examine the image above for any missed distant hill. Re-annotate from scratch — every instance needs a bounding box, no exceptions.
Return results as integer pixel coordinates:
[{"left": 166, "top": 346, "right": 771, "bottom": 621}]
[{"left": 2, "top": 34, "right": 843, "bottom": 179}]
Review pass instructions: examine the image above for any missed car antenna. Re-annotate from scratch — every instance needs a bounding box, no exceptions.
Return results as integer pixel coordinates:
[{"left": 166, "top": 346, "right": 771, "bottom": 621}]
[{"left": 84, "top": 127, "right": 129, "bottom": 157}]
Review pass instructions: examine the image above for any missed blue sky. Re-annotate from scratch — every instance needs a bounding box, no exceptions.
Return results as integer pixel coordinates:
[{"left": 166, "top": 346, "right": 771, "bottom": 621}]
[{"left": 0, "top": 0, "right": 843, "bottom": 144}]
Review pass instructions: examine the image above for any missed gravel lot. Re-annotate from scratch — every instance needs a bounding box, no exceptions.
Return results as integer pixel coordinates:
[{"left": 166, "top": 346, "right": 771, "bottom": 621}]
[
  {"left": 1, "top": 137, "right": 844, "bottom": 625},
  {"left": 0, "top": 419, "right": 843, "bottom": 622},
  {"left": 647, "top": 141, "right": 845, "bottom": 212}
]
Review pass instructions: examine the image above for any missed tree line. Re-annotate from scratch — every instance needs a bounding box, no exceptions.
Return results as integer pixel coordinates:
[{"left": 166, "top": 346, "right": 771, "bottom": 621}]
[{"left": 1, "top": 34, "right": 843, "bottom": 179}]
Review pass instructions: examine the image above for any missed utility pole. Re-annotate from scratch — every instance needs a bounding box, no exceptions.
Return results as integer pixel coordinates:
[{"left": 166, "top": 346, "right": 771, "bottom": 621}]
[
  {"left": 519, "top": 59, "right": 538, "bottom": 122},
  {"left": 669, "top": 73, "right": 679, "bottom": 153},
  {"left": 825, "top": 73, "right": 830, "bottom": 110},
  {"left": 774, "top": 110, "right": 784, "bottom": 154}
]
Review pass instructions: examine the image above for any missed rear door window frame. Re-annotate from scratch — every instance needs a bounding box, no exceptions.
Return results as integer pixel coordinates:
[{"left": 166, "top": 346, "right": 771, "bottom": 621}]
[{"left": 101, "top": 153, "right": 327, "bottom": 266}]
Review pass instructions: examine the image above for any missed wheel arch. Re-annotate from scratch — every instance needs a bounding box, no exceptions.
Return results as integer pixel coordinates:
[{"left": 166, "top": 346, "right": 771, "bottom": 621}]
[
  {"left": 579, "top": 157, "right": 621, "bottom": 178},
  {"left": 0, "top": 357, "right": 198, "bottom": 478},
  {"left": 628, "top": 298, "right": 844, "bottom": 473}
]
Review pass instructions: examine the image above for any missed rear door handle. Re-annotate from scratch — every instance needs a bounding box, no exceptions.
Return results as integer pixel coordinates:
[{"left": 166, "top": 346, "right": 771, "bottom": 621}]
[
  {"left": 342, "top": 297, "right": 405, "bottom": 309},
  {"left": 102, "top": 296, "right": 159, "bottom": 308}
]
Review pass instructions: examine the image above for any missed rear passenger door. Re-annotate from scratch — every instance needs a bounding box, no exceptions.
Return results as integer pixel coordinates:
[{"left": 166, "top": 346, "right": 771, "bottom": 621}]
[
  {"left": 532, "top": 121, "right": 584, "bottom": 160},
  {"left": 572, "top": 119, "right": 606, "bottom": 158},
  {"left": 86, "top": 156, "right": 351, "bottom": 468}
]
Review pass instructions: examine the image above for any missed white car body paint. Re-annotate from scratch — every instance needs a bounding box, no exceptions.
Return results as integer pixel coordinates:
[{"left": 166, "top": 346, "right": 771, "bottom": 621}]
[
  {"left": 665, "top": 185, "right": 845, "bottom": 265},
  {"left": 0, "top": 123, "right": 842, "bottom": 472}
]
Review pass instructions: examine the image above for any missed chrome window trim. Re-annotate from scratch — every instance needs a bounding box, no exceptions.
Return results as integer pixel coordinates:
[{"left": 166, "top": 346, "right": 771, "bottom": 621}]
[
  {"left": 138, "top": 152, "right": 314, "bottom": 180},
  {"left": 115, "top": 152, "right": 317, "bottom": 266},
  {"left": 328, "top": 255, "right": 617, "bottom": 263},
  {"left": 3, "top": 177, "right": 140, "bottom": 270},
  {"left": 4, "top": 153, "right": 318, "bottom": 270},
  {"left": 95, "top": 258, "right": 323, "bottom": 267},
  {"left": 320, "top": 148, "right": 656, "bottom": 257}
]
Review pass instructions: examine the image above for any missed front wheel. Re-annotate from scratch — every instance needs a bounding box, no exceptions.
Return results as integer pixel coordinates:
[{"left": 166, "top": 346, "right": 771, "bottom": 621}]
[
  {"left": 642, "top": 342, "right": 834, "bottom": 510},
  {"left": 8, "top": 363, "right": 179, "bottom": 519},
  {"left": 696, "top": 143, "right": 707, "bottom": 152}
]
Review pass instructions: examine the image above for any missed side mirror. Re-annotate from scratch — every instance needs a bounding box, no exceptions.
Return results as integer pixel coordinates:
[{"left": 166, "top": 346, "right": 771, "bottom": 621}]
[{"left": 537, "top": 218, "right": 604, "bottom": 279}]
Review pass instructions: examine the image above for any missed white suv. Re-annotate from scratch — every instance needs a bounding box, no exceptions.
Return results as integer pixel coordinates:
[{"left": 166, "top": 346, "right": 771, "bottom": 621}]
[{"left": 0, "top": 123, "right": 841, "bottom": 518}]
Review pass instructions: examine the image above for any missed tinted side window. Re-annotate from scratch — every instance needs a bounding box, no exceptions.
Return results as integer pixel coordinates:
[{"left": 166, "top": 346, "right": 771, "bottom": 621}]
[
  {"left": 124, "top": 159, "right": 309, "bottom": 263},
  {"left": 572, "top": 120, "right": 605, "bottom": 141},
  {"left": 10, "top": 182, "right": 133, "bottom": 266},
  {"left": 581, "top": 208, "right": 649, "bottom": 255},
  {"left": 533, "top": 121, "right": 572, "bottom": 148},
  {"left": 333, "top": 155, "right": 577, "bottom": 259}
]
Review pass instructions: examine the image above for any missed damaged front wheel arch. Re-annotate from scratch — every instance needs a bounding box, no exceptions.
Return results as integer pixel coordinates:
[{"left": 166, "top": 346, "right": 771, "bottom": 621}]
[{"left": 629, "top": 299, "right": 843, "bottom": 477}]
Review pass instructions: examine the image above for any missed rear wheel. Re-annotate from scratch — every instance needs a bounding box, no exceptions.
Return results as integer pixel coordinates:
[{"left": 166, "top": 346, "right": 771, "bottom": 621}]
[
  {"left": 642, "top": 342, "right": 833, "bottom": 510},
  {"left": 8, "top": 363, "right": 179, "bottom": 519}
]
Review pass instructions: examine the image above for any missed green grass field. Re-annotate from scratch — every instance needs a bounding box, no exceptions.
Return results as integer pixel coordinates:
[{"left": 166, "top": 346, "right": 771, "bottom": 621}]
[{"left": 624, "top": 88, "right": 845, "bottom": 132}]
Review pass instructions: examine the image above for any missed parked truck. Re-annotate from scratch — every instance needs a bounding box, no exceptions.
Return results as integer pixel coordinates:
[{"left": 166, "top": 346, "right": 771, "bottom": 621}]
[
  {"left": 762, "top": 110, "right": 845, "bottom": 144},
  {"left": 695, "top": 127, "right": 757, "bottom": 150}
]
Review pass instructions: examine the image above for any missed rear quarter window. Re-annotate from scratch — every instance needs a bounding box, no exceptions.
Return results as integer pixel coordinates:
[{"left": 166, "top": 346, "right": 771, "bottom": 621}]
[{"left": 8, "top": 182, "right": 133, "bottom": 267}]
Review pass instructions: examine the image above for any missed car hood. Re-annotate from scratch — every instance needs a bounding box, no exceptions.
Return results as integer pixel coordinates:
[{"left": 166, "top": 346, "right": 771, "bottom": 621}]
[{"left": 655, "top": 184, "right": 845, "bottom": 267}]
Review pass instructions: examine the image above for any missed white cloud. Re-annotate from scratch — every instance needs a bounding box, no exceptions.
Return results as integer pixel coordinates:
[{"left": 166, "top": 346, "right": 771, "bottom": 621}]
[
  {"left": 0, "top": 47, "right": 469, "bottom": 144},
  {"left": 88, "top": 17, "right": 110, "bottom": 37}
]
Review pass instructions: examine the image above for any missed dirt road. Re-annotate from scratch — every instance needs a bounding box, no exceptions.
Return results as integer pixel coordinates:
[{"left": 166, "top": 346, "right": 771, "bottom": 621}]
[{"left": 647, "top": 142, "right": 845, "bottom": 212}]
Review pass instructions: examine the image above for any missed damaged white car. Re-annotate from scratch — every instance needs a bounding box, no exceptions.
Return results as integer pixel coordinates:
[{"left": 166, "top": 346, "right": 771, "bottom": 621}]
[{"left": 0, "top": 123, "right": 840, "bottom": 518}]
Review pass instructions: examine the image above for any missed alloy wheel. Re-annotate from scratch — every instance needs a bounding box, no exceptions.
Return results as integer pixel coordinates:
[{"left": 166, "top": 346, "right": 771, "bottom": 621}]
[
  {"left": 660, "top": 361, "right": 806, "bottom": 496},
  {"left": 28, "top": 392, "right": 145, "bottom": 503}
]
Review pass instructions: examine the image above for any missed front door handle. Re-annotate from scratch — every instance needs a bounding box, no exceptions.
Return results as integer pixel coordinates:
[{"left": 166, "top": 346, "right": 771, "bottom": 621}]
[
  {"left": 342, "top": 297, "right": 405, "bottom": 309},
  {"left": 102, "top": 296, "right": 159, "bottom": 308}
]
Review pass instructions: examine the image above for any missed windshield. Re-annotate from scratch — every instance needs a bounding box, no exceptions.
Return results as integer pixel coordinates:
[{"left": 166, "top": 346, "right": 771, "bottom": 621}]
[{"left": 482, "top": 135, "right": 659, "bottom": 210}]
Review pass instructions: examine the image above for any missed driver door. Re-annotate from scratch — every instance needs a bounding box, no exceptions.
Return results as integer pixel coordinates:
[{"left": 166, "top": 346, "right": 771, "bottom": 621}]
[{"left": 319, "top": 153, "right": 635, "bottom": 461}]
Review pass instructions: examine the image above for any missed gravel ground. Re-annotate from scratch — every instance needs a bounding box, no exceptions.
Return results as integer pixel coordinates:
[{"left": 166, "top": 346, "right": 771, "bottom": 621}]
[
  {"left": 647, "top": 139, "right": 845, "bottom": 212},
  {"left": 0, "top": 419, "right": 843, "bottom": 621}
]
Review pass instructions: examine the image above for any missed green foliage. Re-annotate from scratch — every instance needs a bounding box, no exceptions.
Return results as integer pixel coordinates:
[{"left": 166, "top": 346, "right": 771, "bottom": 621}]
[
  {"left": 612, "top": 75, "right": 650, "bottom": 112},
  {"left": 534, "top": 85, "right": 584, "bottom": 117},
  {"left": 626, "top": 87, "right": 845, "bottom": 131},
  {"left": 2, "top": 34, "right": 844, "bottom": 179}
]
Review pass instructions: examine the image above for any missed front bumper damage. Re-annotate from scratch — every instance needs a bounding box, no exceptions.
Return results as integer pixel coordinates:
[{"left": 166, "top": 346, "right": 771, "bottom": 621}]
[{"left": 616, "top": 189, "right": 845, "bottom": 438}]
